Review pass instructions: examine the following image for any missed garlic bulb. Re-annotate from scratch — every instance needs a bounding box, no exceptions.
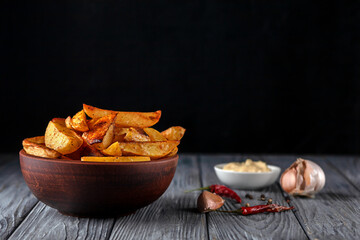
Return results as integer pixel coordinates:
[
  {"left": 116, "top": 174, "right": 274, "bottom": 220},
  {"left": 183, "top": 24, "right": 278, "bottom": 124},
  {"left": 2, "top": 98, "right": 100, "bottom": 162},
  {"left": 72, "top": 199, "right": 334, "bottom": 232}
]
[
  {"left": 280, "top": 158, "right": 325, "bottom": 197},
  {"left": 197, "top": 191, "right": 225, "bottom": 212}
]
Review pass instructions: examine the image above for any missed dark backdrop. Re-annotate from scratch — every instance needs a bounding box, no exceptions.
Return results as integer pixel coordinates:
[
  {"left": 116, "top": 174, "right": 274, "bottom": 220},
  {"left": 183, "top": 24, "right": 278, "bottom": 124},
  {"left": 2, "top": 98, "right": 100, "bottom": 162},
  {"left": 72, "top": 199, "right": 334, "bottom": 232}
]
[{"left": 1, "top": 1, "right": 360, "bottom": 154}]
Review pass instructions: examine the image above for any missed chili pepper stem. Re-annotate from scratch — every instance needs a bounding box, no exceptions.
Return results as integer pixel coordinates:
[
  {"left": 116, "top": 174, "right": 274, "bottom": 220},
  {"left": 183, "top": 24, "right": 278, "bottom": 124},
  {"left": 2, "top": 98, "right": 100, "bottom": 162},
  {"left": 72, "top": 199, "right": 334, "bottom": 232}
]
[{"left": 184, "top": 186, "right": 210, "bottom": 193}]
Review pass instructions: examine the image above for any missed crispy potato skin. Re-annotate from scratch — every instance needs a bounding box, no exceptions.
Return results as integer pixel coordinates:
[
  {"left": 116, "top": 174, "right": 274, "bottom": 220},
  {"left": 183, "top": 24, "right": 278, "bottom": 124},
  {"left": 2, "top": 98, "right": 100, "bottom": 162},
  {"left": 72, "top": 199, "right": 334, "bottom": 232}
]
[
  {"left": 45, "top": 121, "right": 83, "bottom": 155},
  {"left": 165, "top": 146, "right": 178, "bottom": 157},
  {"left": 124, "top": 127, "right": 150, "bottom": 142},
  {"left": 144, "top": 128, "right": 167, "bottom": 141},
  {"left": 118, "top": 141, "right": 180, "bottom": 159},
  {"left": 51, "top": 118, "right": 66, "bottom": 126},
  {"left": 161, "top": 126, "right": 186, "bottom": 141},
  {"left": 23, "top": 136, "right": 61, "bottom": 158},
  {"left": 71, "top": 110, "right": 89, "bottom": 132},
  {"left": 101, "top": 142, "right": 122, "bottom": 156},
  {"left": 83, "top": 104, "right": 161, "bottom": 128},
  {"left": 82, "top": 114, "right": 117, "bottom": 145}
]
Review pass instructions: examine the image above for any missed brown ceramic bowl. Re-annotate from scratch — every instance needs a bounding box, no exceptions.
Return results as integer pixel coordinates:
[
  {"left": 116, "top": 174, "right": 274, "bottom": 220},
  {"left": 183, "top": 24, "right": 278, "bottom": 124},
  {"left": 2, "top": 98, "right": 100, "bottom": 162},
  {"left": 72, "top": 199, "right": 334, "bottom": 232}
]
[{"left": 19, "top": 150, "right": 178, "bottom": 217}]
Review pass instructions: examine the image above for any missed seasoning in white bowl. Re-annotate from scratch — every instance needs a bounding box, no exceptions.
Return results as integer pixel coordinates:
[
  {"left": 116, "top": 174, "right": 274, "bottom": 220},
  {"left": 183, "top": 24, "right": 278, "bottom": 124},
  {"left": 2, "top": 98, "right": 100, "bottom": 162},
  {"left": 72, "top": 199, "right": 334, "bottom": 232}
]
[{"left": 223, "top": 159, "right": 271, "bottom": 173}]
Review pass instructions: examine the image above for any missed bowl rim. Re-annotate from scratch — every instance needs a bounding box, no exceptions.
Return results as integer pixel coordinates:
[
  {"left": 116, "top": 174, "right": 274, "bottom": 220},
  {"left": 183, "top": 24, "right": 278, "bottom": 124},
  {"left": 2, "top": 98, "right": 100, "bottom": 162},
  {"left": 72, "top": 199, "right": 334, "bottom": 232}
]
[
  {"left": 19, "top": 149, "right": 178, "bottom": 166},
  {"left": 214, "top": 163, "right": 281, "bottom": 175}
]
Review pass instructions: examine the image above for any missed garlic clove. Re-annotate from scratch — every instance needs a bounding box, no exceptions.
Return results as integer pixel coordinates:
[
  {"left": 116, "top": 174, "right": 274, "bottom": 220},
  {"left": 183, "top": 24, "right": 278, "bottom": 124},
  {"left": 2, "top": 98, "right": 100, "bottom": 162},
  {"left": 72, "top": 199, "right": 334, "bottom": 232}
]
[
  {"left": 280, "top": 158, "right": 326, "bottom": 197},
  {"left": 197, "top": 190, "right": 225, "bottom": 213}
]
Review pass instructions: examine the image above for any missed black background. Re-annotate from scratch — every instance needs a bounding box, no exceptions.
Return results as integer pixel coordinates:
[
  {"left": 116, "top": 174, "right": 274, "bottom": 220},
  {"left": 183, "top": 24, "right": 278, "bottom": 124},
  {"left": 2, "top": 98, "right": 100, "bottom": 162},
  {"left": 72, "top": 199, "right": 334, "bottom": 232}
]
[{"left": 1, "top": 1, "right": 360, "bottom": 154}]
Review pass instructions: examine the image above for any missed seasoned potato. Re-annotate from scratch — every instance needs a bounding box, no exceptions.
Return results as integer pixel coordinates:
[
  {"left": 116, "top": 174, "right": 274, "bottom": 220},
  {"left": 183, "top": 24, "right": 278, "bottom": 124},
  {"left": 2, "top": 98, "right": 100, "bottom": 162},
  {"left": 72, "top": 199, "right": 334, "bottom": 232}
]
[
  {"left": 113, "top": 126, "right": 128, "bottom": 142},
  {"left": 51, "top": 118, "right": 66, "bottom": 126},
  {"left": 23, "top": 136, "right": 61, "bottom": 158},
  {"left": 83, "top": 104, "right": 161, "bottom": 128},
  {"left": 161, "top": 126, "right": 186, "bottom": 141},
  {"left": 143, "top": 128, "right": 167, "bottom": 141},
  {"left": 65, "top": 116, "right": 73, "bottom": 129},
  {"left": 71, "top": 110, "right": 89, "bottom": 132},
  {"left": 66, "top": 140, "right": 104, "bottom": 159},
  {"left": 124, "top": 127, "right": 150, "bottom": 142},
  {"left": 82, "top": 113, "right": 117, "bottom": 145},
  {"left": 87, "top": 118, "right": 97, "bottom": 130},
  {"left": 45, "top": 121, "right": 83, "bottom": 155},
  {"left": 81, "top": 156, "right": 150, "bottom": 162},
  {"left": 101, "top": 142, "right": 122, "bottom": 156},
  {"left": 165, "top": 146, "right": 178, "bottom": 157},
  {"left": 118, "top": 141, "right": 180, "bottom": 159}
]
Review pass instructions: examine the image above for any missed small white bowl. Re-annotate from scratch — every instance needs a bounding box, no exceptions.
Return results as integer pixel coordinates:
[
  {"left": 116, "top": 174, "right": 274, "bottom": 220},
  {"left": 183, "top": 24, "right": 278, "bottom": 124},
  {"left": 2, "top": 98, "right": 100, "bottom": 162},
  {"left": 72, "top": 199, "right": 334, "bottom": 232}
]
[{"left": 214, "top": 163, "right": 281, "bottom": 189}]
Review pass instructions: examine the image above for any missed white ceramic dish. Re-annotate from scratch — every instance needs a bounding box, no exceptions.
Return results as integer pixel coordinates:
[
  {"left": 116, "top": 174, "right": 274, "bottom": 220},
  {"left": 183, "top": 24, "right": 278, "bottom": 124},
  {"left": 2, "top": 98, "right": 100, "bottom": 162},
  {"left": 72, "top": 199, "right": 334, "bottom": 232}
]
[{"left": 214, "top": 163, "right": 281, "bottom": 189}]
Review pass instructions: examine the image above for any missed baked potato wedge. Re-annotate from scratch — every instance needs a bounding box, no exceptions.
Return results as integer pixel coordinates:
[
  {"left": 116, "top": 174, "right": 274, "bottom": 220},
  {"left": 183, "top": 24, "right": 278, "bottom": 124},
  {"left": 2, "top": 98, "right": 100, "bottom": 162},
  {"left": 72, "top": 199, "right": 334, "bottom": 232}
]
[
  {"left": 71, "top": 110, "right": 89, "bottom": 132},
  {"left": 101, "top": 141, "right": 122, "bottom": 156},
  {"left": 45, "top": 121, "right": 83, "bottom": 155},
  {"left": 82, "top": 113, "right": 117, "bottom": 146},
  {"left": 143, "top": 128, "right": 167, "bottom": 141},
  {"left": 83, "top": 104, "right": 161, "bottom": 128},
  {"left": 51, "top": 118, "right": 66, "bottom": 126},
  {"left": 124, "top": 127, "right": 150, "bottom": 142},
  {"left": 113, "top": 126, "right": 128, "bottom": 142},
  {"left": 161, "top": 126, "right": 186, "bottom": 141},
  {"left": 65, "top": 140, "right": 104, "bottom": 159},
  {"left": 65, "top": 116, "right": 73, "bottom": 129},
  {"left": 165, "top": 146, "right": 178, "bottom": 157},
  {"left": 23, "top": 136, "right": 61, "bottom": 158},
  {"left": 118, "top": 141, "right": 180, "bottom": 159},
  {"left": 81, "top": 156, "right": 150, "bottom": 162}
]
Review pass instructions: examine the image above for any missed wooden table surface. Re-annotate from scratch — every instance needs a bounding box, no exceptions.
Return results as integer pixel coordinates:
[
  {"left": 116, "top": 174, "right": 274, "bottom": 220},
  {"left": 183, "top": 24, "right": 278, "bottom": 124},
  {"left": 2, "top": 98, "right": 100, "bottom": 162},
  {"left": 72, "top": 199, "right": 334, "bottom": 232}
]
[{"left": 0, "top": 153, "right": 359, "bottom": 240}]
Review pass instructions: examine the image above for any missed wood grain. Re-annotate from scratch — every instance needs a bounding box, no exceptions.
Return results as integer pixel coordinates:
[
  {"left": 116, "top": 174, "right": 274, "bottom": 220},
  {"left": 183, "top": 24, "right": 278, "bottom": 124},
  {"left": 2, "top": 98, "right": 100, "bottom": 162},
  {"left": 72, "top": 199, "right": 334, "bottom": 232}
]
[
  {"left": 109, "top": 154, "right": 208, "bottom": 240},
  {"left": 264, "top": 155, "right": 360, "bottom": 240},
  {"left": 200, "top": 154, "right": 308, "bottom": 240},
  {"left": 8, "top": 202, "right": 114, "bottom": 240},
  {"left": 0, "top": 160, "right": 38, "bottom": 240},
  {"left": 326, "top": 156, "right": 360, "bottom": 191}
]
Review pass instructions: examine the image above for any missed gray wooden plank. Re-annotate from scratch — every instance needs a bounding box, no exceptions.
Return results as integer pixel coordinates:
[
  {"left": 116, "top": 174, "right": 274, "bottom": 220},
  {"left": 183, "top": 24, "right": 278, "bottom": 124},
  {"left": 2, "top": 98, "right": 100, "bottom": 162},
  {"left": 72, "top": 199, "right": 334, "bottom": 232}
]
[
  {"left": 109, "top": 154, "right": 208, "bottom": 240},
  {"left": 264, "top": 155, "right": 360, "bottom": 240},
  {"left": 8, "top": 202, "right": 114, "bottom": 240},
  {"left": 200, "top": 154, "right": 307, "bottom": 240},
  {"left": 0, "top": 158, "right": 38, "bottom": 240},
  {"left": 325, "top": 156, "right": 360, "bottom": 191}
]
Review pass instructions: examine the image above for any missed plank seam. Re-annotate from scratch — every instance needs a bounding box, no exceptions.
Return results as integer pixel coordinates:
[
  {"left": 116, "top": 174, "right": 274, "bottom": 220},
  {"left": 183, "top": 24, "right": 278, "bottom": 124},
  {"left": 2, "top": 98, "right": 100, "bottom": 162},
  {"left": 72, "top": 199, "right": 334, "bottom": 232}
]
[
  {"left": 105, "top": 218, "right": 116, "bottom": 240},
  {"left": 276, "top": 182, "right": 311, "bottom": 240},
  {"left": 327, "top": 161, "right": 360, "bottom": 193},
  {"left": 7, "top": 200, "right": 40, "bottom": 239},
  {"left": 197, "top": 154, "right": 210, "bottom": 240}
]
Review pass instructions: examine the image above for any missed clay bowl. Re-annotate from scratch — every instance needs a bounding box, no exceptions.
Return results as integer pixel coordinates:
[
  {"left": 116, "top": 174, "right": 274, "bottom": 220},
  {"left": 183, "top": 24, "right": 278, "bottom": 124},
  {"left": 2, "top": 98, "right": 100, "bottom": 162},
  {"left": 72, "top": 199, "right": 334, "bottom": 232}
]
[{"left": 19, "top": 150, "right": 178, "bottom": 218}]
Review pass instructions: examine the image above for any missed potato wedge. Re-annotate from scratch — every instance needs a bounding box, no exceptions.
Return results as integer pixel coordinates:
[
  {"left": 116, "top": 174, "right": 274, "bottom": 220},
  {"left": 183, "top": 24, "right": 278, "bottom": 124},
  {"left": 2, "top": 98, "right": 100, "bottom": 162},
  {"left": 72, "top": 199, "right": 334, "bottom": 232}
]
[
  {"left": 82, "top": 113, "right": 117, "bottom": 145},
  {"left": 101, "top": 141, "right": 122, "bottom": 156},
  {"left": 161, "top": 126, "right": 186, "bottom": 141},
  {"left": 124, "top": 127, "right": 150, "bottom": 142},
  {"left": 143, "top": 128, "right": 167, "bottom": 141},
  {"left": 118, "top": 141, "right": 180, "bottom": 159},
  {"left": 66, "top": 140, "right": 104, "bottom": 159},
  {"left": 65, "top": 116, "right": 73, "bottom": 129},
  {"left": 165, "top": 146, "right": 178, "bottom": 157},
  {"left": 81, "top": 156, "right": 150, "bottom": 162},
  {"left": 113, "top": 126, "right": 128, "bottom": 142},
  {"left": 23, "top": 136, "right": 61, "bottom": 158},
  {"left": 71, "top": 110, "right": 89, "bottom": 132},
  {"left": 51, "top": 118, "right": 66, "bottom": 126},
  {"left": 87, "top": 118, "right": 97, "bottom": 130},
  {"left": 45, "top": 121, "right": 83, "bottom": 155},
  {"left": 83, "top": 104, "right": 161, "bottom": 128}
]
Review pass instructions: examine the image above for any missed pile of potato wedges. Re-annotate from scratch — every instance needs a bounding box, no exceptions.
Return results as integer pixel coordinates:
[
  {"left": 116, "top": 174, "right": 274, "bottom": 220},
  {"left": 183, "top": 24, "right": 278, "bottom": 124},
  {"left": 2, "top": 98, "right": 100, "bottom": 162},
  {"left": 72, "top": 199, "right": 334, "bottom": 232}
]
[{"left": 22, "top": 104, "right": 185, "bottom": 162}]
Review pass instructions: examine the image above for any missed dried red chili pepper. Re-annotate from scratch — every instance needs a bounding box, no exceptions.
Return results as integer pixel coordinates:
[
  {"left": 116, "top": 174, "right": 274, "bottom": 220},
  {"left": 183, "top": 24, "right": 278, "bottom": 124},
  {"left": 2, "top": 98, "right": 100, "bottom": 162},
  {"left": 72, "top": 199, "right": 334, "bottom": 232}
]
[
  {"left": 185, "top": 184, "right": 241, "bottom": 203},
  {"left": 217, "top": 204, "right": 294, "bottom": 215}
]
